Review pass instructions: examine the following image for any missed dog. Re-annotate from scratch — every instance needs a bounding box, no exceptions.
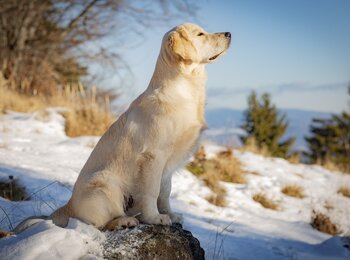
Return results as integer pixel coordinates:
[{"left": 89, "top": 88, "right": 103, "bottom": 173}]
[{"left": 15, "top": 23, "right": 231, "bottom": 233}]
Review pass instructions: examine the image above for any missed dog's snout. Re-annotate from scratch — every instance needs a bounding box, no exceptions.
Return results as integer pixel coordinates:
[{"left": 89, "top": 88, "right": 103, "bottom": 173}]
[{"left": 225, "top": 32, "right": 231, "bottom": 38}]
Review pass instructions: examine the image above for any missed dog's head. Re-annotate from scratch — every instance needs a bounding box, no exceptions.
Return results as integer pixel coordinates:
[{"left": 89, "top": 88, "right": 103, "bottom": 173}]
[{"left": 164, "top": 23, "right": 231, "bottom": 65}]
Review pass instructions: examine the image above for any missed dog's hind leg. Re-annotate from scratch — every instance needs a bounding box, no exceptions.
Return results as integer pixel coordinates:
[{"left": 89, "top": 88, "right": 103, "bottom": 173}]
[{"left": 70, "top": 171, "right": 128, "bottom": 229}]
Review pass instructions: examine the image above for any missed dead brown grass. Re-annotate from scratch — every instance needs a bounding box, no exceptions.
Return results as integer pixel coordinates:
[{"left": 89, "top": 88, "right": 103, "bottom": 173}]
[
  {"left": 240, "top": 137, "right": 270, "bottom": 157},
  {"left": 316, "top": 158, "right": 346, "bottom": 174},
  {"left": 206, "top": 193, "right": 227, "bottom": 207},
  {"left": 0, "top": 75, "right": 115, "bottom": 137},
  {"left": 0, "top": 85, "right": 47, "bottom": 113},
  {"left": 287, "top": 153, "right": 300, "bottom": 164},
  {"left": 216, "top": 149, "right": 246, "bottom": 184},
  {"left": 62, "top": 105, "right": 113, "bottom": 137},
  {"left": 324, "top": 201, "right": 334, "bottom": 210},
  {"left": 281, "top": 184, "right": 305, "bottom": 198},
  {"left": 0, "top": 143, "right": 8, "bottom": 149},
  {"left": 186, "top": 147, "right": 246, "bottom": 207},
  {"left": 252, "top": 192, "right": 278, "bottom": 210},
  {"left": 311, "top": 211, "right": 340, "bottom": 235},
  {"left": 338, "top": 186, "right": 350, "bottom": 198}
]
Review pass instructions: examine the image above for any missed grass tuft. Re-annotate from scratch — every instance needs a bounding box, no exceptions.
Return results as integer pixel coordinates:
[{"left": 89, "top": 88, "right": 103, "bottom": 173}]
[
  {"left": 186, "top": 147, "right": 246, "bottom": 207},
  {"left": 62, "top": 106, "right": 113, "bottom": 137},
  {"left": 252, "top": 192, "right": 278, "bottom": 210},
  {"left": 206, "top": 194, "right": 227, "bottom": 207},
  {"left": 281, "top": 185, "right": 305, "bottom": 198},
  {"left": 240, "top": 137, "right": 270, "bottom": 157},
  {"left": 311, "top": 211, "right": 340, "bottom": 235},
  {"left": 337, "top": 186, "right": 350, "bottom": 198}
]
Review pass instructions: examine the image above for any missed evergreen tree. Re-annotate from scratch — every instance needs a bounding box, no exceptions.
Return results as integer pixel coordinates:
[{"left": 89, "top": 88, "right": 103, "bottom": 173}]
[
  {"left": 241, "top": 91, "right": 295, "bottom": 158},
  {"left": 305, "top": 91, "right": 350, "bottom": 173}
]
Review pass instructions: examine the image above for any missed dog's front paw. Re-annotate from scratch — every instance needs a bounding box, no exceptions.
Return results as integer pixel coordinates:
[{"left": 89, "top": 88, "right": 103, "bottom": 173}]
[
  {"left": 143, "top": 214, "right": 172, "bottom": 225},
  {"left": 169, "top": 212, "right": 183, "bottom": 224},
  {"left": 104, "top": 216, "right": 139, "bottom": 231}
]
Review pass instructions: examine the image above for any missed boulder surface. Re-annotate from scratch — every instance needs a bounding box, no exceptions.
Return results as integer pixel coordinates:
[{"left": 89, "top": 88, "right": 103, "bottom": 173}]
[{"left": 103, "top": 223, "right": 205, "bottom": 260}]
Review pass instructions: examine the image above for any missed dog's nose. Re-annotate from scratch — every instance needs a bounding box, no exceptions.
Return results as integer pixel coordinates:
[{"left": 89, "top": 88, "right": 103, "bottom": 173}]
[{"left": 225, "top": 32, "right": 231, "bottom": 38}]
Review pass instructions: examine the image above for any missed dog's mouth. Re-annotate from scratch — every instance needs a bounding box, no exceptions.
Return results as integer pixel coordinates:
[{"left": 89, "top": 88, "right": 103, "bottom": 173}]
[{"left": 209, "top": 51, "right": 225, "bottom": 61}]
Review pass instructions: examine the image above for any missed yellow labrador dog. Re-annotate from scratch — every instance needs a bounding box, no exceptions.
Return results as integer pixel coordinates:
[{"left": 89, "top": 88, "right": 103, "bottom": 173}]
[{"left": 15, "top": 23, "right": 231, "bottom": 232}]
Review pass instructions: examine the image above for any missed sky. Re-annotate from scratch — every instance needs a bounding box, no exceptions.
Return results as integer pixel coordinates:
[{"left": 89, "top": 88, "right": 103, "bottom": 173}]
[{"left": 113, "top": 0, "right": 350, "bottom": 113}]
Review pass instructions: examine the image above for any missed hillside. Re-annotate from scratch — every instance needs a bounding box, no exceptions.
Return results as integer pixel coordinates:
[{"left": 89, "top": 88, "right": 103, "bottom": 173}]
[{"left": 0, "top": 110, "right": 349, "bottom": 259}]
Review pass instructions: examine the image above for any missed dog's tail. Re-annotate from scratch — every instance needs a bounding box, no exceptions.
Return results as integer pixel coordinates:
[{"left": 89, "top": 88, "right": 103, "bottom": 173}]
[
  {"left": 13, "top": 215, "right": 48, "bottom": 234},
  {"left": 13, "top": 203, "right": 72, "bottom": 234}
]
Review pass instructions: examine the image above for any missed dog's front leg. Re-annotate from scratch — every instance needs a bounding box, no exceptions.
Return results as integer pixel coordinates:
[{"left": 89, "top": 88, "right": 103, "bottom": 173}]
[
  {"left": 158, "top": 173, "right": 183, "bottom": 224},
  {"left": 134, "top": 151, "right": 172, "bottom": 225}
]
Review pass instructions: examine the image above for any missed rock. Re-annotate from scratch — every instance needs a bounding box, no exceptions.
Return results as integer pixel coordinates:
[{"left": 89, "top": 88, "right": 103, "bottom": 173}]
[{"left": 102, "top": 223, "right": 205, "bottom": 260}]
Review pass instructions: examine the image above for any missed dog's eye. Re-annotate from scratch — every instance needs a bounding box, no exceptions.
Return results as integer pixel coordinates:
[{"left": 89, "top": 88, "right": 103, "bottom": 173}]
[{"left": 197, "top": 32, "right": 204, "bottom": 36}]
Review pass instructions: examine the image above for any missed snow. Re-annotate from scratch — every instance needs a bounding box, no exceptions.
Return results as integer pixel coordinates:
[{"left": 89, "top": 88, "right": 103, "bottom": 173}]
[{"left": 0, "top": 110, "right": 349, "bottom": 259}]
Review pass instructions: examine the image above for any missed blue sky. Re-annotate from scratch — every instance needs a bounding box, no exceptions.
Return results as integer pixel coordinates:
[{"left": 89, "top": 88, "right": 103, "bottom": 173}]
[{"left": 114, "top": 0, "right": 350, "bottom": 113}]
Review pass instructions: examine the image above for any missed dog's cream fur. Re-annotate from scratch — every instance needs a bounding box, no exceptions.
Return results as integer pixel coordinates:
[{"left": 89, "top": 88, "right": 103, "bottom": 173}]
[{"left": 50, "top": 23, "right": 231, "bottom": 230}]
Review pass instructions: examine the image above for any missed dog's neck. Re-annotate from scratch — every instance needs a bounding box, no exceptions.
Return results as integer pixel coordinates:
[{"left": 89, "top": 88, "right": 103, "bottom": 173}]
[
  {"left": 145, "top": 52, "right": 207, "bottom": 127},
  {"left": 147, "top": 52, "right": 207, "bottom": 91}
]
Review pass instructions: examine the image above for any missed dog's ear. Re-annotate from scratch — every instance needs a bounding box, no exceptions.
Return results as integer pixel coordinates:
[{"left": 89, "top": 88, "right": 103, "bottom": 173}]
[{"left": 168, "top": 28, "right": 197, "bottom": 62}]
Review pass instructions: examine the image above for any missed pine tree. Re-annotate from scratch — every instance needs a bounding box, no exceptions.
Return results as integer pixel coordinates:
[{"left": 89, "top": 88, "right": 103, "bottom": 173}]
[
  {"left": 241, "top": 91, "right": 295, "bottom": 158},
  {"left": 305, "top": 109, "right": 350, "bottom": 174}
]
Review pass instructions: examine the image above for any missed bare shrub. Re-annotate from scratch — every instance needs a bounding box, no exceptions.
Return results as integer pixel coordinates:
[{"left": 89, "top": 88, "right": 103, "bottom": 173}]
[
  {"left": 0, "top": 176, "right": 28, "bottom": 201},
  {"left": 0, "top": 0, "right": 198, "bottom": 95},
  {"left": 311, "top": 211, "right": 339, "bottom": 235},
  {"left": 252, "top": 192, "right": 278, "bottom": 210},
  {"left": 281, "top": 185, "right": 305, "bottom": 198},
  {"left": 338, "top": 186, "right": 350, "bottom": 198}
]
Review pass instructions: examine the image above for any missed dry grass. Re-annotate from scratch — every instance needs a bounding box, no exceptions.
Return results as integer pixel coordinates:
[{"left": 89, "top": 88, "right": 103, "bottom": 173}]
[
  {"left": 206, "top": 194, "right": 227, "bottom": 207},
  {"left": 216, "top": 149, "right": 246, "bottom": 184},
  {"left": 287, "top": 153, "right": 300, "bottom": 164},
  {"left": 186, "top": 147, "right": 246, "bottom": 207},
  {"left": 281, "top": 184, "right": 305, "bottom": 198},
  {"left": 252, "top": 192, "right": 278, "bottom": 210},
  {"left": 62, "top": 105, "right": 113, "bottom": 137},
  {"left": 316, "top": 158, "right": 347, "bottom": 174},
  {"left": 337, "top": 186, "right": 350, "bottom": 198},
  {"left": 0, "top": 75, "right": 115, "bottom": 137},
  {"left": 240, "top": 137, "right": 270, "bottom": 157},
  {"left": 311, "top": 211, "right": 339, "bottom": 235},
  {"left": 0, "top": 143, "right": 8, "bottom": 149},
  {"left": 324, "top": 201, "right": 334, "bottom": 210},
  {"left": 0, "top": 85, "right": 47, "bottom": 113}
]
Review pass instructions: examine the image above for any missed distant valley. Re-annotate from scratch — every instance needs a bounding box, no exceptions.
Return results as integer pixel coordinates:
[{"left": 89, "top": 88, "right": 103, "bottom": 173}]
[{"left": 204, "top": 108, "right": 331, "bottom": 151}]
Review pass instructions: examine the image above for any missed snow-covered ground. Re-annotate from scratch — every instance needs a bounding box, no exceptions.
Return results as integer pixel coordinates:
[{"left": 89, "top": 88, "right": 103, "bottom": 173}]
[{"left": 0, "top": 110, "right": 349, "bottom": 259}]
